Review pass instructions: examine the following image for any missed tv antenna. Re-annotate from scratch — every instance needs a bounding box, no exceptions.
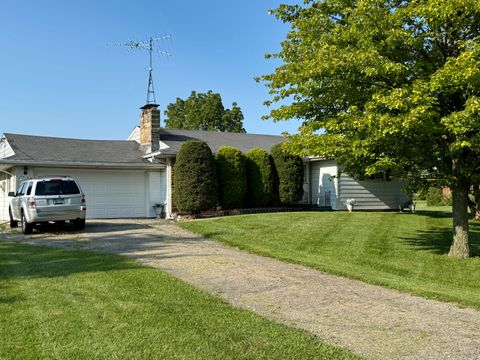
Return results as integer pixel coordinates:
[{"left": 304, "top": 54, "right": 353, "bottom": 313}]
[{"left": 111, "top": 35, "right": 172, "bottom": 106}]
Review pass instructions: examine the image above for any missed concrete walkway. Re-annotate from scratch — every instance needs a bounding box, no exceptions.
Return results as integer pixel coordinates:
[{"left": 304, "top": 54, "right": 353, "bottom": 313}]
[{"left": 2, "top": 219, "right": 480, "bottom": 360}]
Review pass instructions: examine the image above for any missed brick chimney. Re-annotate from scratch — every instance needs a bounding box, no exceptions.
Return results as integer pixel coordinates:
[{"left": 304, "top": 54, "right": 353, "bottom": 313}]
[{"left": 140, "top": 104, "right": 160, "bottom": 153}]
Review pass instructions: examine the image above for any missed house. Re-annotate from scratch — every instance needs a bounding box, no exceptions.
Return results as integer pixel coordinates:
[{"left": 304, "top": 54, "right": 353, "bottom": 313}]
[{"left": 0, "top": 104, "right": 408, "bottom": 221}]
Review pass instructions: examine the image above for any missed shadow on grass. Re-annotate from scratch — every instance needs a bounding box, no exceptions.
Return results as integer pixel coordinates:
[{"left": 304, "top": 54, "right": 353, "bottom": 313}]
[
  {"left": 0, "top": 241, "right": 142, "bottom": 281},
  {"left": 399, "top": 221, "right": 480, "bottom": 257},
  {"left": 414, "top": 209, "right": 453, "bottom": 219}
]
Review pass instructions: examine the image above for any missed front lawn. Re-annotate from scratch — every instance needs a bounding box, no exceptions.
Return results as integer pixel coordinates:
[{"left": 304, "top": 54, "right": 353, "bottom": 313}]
[
  {"left": 0, "top": 241, "right": 358, "bottom": 359},
  {"left": 179, "top": 207, "right": 480, "bottom": 309}
]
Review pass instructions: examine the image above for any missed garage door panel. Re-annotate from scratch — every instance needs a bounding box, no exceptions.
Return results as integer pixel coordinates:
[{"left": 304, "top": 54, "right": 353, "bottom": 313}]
[{"left": 33, "top": 168, "right": 147, "bottom": 218}]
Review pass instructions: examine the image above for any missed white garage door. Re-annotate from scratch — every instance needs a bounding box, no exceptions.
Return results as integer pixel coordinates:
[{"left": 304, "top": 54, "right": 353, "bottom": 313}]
[{"left": 34, "top": 168, "right": 147, "bottom": 218}]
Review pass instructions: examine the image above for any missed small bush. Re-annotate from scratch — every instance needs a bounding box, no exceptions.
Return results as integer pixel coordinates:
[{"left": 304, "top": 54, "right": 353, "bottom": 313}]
[
  {"left": 426, "top": 187, "right": 444, "bottom": 206},
  {"left": 245, "top": 148, "right": 276, "bottom": 207},
  {"left": 271, "top": 144, "right": 304, "bottom": 205},
  {"left": 215, "top": 146, "right": 247, "bottom": 209},
  {"left": 173, "top": 141, "right": 218, "bottom": 213},
  {"left": 441, "top": 194, "right": 452, "bottom": 206}
]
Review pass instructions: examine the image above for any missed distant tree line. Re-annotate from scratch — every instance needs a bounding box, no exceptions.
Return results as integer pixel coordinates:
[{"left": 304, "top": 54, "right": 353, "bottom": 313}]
[{"left": 164, "top": 90, "right": 245, "bottom": 133}]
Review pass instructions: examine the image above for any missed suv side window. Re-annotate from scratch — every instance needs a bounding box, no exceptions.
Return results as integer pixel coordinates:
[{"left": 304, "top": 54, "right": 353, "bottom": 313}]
[
  {"left": 17, "top": 182, "right": 26, "bottom": 196},
  {"left": 26, "top": 182, "right": 33, "bottom": 196}
]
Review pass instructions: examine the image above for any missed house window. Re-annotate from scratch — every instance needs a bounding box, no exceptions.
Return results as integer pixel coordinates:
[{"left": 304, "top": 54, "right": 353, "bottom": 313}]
[{"left": 303, "top": 165, "right": 308, "bottom": 184}]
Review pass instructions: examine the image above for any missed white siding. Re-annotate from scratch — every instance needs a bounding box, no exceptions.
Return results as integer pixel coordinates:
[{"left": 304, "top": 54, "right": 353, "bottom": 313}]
[
  {"left": 338, "top": 174, "right": 409, "bottom": 210},
  {"left": 0, "top": 171, "right": 16, "bottom": 221},
  {"left": 33, "top": 168, "right": 150, "bottom": 218},
  {"left": 0, "top": 137, "right": 14, "bottom": 159},
  {"left": 310, "top": 160, "right": 339, "bottom": 210},
  {"left": 147, "top": 169, "right": 167, "bottom": 217},
  {"left": 127, "top": 126, "right": 140, "bottom": 142}
]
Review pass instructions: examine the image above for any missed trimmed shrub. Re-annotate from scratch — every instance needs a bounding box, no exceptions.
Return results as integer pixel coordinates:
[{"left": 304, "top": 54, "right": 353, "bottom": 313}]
[
  {"left": 173, "top": 141, "right": 218, "bottom": 213},
  {"left": 426, "top": 187, "right": 443, "bottom": 206},
  {"left": 442, "top": 193, "right": 453, "bottom": 206},
  {"left": 215, "top": 146, "right": 247, "bottom": 209},
  {"left": 271, "top": 144, "right": 304, "bottom": 205},
  {"left": 245, "top": 148, "right": 275, "bottom": 207}
]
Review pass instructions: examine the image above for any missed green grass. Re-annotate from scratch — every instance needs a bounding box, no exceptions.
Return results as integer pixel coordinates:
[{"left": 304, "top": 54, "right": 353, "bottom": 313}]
[
  {"left": 179, "top": 205, "right": 480, "bottom": 310},
  {"left": 0, "top": 241, "right": 359, "bottom": 360}
]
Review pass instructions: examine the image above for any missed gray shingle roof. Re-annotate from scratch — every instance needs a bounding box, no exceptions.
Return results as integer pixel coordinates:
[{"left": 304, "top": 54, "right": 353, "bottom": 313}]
[
  {"left": 158, "top": 128, "right": 287, "bottom": 155},
  {"left": 3, "top": 133, "right": 149, "bottom": 165},
  {"left": 1, "top": 129, "right": 287, "bottom": 166}
]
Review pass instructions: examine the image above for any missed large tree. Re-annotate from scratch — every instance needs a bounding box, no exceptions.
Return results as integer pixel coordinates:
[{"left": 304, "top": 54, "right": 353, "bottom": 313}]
[
  {"left": 164, "top": 90, "right": 246, "bottom": 133},
  {"left": 259, "top": 0, "right": 480, "bottom": 258}
]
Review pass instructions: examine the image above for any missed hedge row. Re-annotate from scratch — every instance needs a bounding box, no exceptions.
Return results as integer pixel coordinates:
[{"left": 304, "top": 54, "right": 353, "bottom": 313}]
[{"left": 173, "top": 141, "right": 304, "bottom": 214}]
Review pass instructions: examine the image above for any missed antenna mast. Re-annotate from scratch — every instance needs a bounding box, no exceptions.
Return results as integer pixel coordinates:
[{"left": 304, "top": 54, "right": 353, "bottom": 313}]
[{"left": 111, "top": 35, "right": 171, "bottom": 106}]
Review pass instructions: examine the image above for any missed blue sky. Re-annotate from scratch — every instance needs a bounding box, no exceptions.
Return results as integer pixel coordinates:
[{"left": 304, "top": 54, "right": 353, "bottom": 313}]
[{"left": 0, "top": 1, "right": 301, "bottom": 140}]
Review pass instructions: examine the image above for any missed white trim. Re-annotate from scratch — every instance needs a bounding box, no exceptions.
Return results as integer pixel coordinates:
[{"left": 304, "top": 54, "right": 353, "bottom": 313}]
[
  {"left": 165, "top": 158, "right": 173, "bottom": 219},
  {"left": 145, "top": 170, "right": 150, "bottom": 216},
  {"left": 0, "top": 160, "right": 165, "bottom": 169},
  {"left": 127, "top": 126, "right": 140, "bottom": 142},
  {"left": 0, "top": 136, "right": 14, "bottom": 159}
]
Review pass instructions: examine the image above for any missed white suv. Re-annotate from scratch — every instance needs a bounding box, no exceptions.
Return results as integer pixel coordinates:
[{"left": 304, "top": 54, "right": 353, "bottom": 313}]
[{"left": 8, "top": 176, "right": 87, "bottom": 234}]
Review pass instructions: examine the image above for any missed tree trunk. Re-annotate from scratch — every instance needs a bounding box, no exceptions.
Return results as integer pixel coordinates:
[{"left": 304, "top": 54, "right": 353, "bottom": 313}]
[{"left": 448, "top": 184, "right": 470, "bottom": 258}]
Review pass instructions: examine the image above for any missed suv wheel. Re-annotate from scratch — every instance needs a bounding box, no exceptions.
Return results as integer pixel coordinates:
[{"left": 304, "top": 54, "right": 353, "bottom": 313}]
[
  {"left": 74, "top": 219, "right": 86, "bottom": 231},
  {"left": 21, "top": 212, "right": 33, "bottom": 235},
  {"left": 9, "top": 208, "right": 18, "bottom": 228}
]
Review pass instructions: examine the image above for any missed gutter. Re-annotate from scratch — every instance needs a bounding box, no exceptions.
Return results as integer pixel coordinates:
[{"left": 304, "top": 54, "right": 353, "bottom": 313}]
[
  {"left": 0, "top": 159, "right": 166, "bottom": 170},
  {"left": 142, "top": 151, "right": 176, "bottom": 159}
]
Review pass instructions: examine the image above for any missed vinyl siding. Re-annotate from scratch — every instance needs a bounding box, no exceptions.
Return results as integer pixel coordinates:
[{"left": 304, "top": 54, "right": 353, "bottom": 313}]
[
  {"left": 0, "top": 171, "right": 15, "bottom": 221},
  {"left": 147, "top": 169, "right": 167, "bottom": 217},
  {"left": 338, "top": 173, "right": 409, "bottom": 210},
  {"left": 0, "top": 138, "right": 14, "bottom": 159}
]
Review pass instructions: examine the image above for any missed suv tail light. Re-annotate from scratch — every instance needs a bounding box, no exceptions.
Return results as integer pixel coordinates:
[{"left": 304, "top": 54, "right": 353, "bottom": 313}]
[
  {"left": 28, "top": 197, "right": 36, "bottom": 209},
  {"left": 81, "top": 195, "right": 85, "bottom": 204}
]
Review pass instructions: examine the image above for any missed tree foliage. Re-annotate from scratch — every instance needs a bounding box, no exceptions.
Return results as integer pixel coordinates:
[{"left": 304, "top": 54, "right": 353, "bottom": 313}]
[
  {"left": 165, "top": 90, "right": 246, "bottom": 133},
  {"left": 271, "top": 144, "right": 304, "bottom": 205},
  {"left": 245, "top": 148, "right": 276, "bottom": 207},
  {"left": 260, "top": 0, "right": 480, "bottom": 257},
  {"left": 215, "top": 146, "right": 247, "bottom": 209},
  {"left": 173, "top": 141, "right": 218, "bottom": 214}
]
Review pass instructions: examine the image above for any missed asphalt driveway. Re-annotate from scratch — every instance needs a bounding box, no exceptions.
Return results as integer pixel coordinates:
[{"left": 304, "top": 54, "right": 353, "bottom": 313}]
[{"left": 1, "top": 219, "right": 480, "bottom": 360}]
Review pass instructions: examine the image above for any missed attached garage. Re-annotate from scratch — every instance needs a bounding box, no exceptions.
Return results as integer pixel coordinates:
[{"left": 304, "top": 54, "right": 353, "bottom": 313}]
[
  {"left": 33, "top": 168, "right": 165, "bottom": 218},
  {"left": 0, "top": 133, "right": 167, "bottom": 220}
]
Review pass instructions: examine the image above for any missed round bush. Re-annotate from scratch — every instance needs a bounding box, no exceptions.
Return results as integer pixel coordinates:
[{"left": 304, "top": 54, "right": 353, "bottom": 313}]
[
  {"left": 271, "top": 144, "right": 304, "bottom": 205},
  {"left": 426, "top": 187, "right": 443, "bottom": 206},
  {"left": 215, "top": 146, "right": 247, "bottom": 209},
  {"left": 173, "top": 141, "right": 218, "bottom": 213},
  {"left": 245, "top": 148, "right": 275, "bottom": 207}
]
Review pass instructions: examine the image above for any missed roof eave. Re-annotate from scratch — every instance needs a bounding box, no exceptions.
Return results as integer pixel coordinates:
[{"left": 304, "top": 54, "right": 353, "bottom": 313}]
[{"left": 0, "top": 159, "right": 166, "bottom": 169}]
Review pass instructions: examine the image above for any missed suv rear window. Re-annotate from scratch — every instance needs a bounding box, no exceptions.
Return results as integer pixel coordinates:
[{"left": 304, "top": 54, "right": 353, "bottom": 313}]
[{"left": 35, "top": 180, "right": 80, "bottom": 196}]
